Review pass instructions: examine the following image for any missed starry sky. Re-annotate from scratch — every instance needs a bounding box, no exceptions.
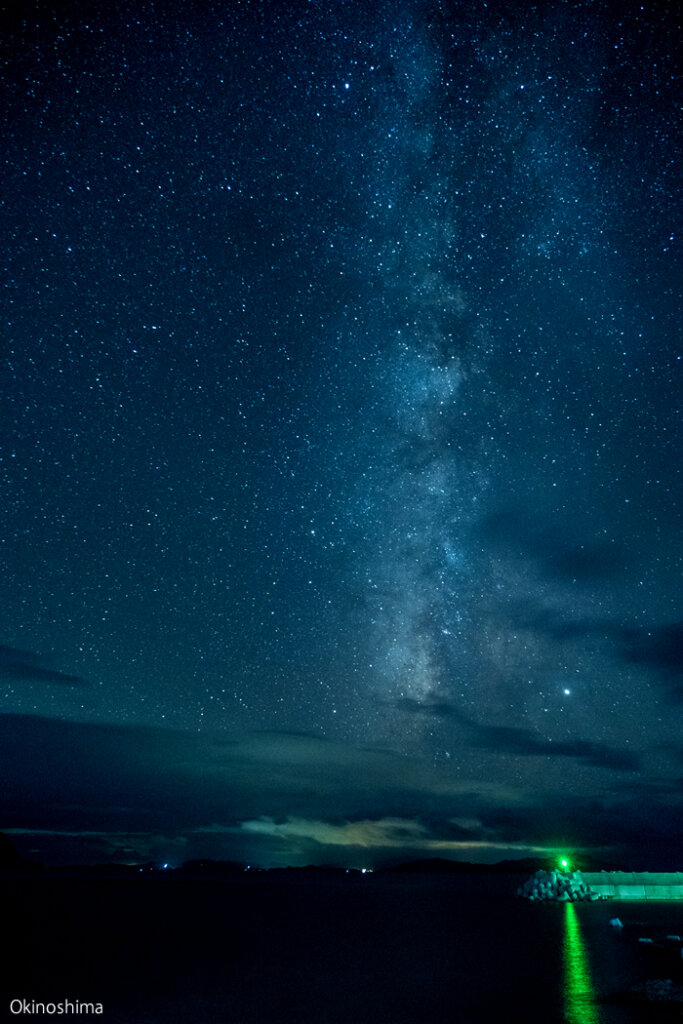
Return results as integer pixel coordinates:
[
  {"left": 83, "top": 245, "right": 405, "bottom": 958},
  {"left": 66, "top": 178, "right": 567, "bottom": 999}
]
[{"left": 1, "top": 0, "right": 681, "bottom": 869}]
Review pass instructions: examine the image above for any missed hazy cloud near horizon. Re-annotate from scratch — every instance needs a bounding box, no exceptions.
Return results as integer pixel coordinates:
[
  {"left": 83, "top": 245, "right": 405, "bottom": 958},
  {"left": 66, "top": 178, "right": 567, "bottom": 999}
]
[{"left": 1, "top": 713, "right": 680, "bottom": 869}]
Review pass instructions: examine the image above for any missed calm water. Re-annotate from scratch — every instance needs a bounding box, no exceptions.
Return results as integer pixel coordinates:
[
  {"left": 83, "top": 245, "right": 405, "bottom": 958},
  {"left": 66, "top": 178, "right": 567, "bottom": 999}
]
[{"left": 4, "top": 873, "right": 682, "bottom": 1023}]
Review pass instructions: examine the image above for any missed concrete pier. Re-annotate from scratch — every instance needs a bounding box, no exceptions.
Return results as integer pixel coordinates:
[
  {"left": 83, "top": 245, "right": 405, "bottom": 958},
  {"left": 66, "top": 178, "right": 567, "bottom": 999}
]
[{"left": 582, "top": 872, "right": 683, "bottom": 900}]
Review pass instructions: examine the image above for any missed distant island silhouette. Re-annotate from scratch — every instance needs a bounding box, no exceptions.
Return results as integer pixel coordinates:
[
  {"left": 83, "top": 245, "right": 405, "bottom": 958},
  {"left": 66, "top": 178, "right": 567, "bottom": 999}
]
[{"left": 0, "top": 833, "right": 629, "bottom": 877}]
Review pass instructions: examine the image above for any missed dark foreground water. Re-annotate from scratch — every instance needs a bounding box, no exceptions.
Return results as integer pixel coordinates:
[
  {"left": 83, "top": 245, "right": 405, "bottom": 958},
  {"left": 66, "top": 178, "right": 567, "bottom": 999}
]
[{"left": 3, "top": 872, "right": 682, "bottom": 1023}]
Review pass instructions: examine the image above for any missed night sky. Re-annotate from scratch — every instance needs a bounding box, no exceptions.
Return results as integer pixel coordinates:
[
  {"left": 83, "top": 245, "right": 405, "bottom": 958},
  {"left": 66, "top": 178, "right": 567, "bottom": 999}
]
[{"left": 1, "top": 0, "right": 681, "bottom": 870}]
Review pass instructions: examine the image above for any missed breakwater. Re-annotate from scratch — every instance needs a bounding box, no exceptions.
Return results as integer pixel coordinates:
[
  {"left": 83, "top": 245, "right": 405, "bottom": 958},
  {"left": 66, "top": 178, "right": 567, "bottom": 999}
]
[
  {"left": 517, "top": 869, "right": 602, "bottom": 901},
  {"left": 582, "top": 872, "right": 683, "bottom": 900}
]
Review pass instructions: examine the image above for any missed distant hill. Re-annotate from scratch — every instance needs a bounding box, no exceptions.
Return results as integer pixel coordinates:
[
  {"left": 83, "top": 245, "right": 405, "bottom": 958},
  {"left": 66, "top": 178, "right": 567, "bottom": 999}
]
[
  {"left": 176, "top": 859, "right": 246, "bottom": 875},
  {"left": 379, "top": 858, "right": 539, "bottom": 875},
  {"left": 0, "top": 841, "right": 630, "bottom": 876},
  {"left": 379, "top": 856, "right": 628, "bottom": 874},
  {"left": 0, "top": 832, "right": 22, "bottom": 868}
]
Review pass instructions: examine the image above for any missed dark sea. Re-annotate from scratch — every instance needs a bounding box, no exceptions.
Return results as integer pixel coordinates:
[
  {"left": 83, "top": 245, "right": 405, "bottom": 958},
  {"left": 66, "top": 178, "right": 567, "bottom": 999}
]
[{"left": 4, "top": 872, "right": 682, "bottom": 1023}]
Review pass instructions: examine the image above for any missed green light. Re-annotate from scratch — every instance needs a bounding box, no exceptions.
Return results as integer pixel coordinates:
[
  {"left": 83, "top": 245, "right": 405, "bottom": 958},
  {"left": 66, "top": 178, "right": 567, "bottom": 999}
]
[
  {"left": 563, "top": 902, "right": 598, "bottom": 1024},
  {"left": 560, "top": 857, "right": 570, "bottom": 871}
]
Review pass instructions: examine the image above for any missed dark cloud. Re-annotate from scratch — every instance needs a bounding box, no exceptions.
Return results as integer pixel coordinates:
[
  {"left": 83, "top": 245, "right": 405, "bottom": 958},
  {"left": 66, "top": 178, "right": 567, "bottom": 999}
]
[
  {"left": 473, "top": 787, "right": 683, "bottom": 868},
  {"left": 476, "top": 508, "right": 625, "bottom": 582},
  {"left": 395, "top": 698, "right": 641, "bottom": 771},
  {"left": 0, "top": 645, "right": 87, "bottom": 687},
  {"left": 544, "top": 545, "right": 625, "bottom": 583},
  {"left": 500, "top": 602, "right": 683, "bottom": 704},
  {"left": 0, "top": 713, "right": 463, "bottom": 836},
  {"left": 502, "top": 601, "right": 611, "bottom": 643},
  {"left": 618, "top": 621, "right": 683, "bottom": 701}
]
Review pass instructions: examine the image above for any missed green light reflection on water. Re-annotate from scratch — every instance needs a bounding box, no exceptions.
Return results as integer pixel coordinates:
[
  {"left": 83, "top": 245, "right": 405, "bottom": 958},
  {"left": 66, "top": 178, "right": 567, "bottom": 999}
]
[{"left": 563, "top": 901, "right": 599, "bottom": 1024}]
